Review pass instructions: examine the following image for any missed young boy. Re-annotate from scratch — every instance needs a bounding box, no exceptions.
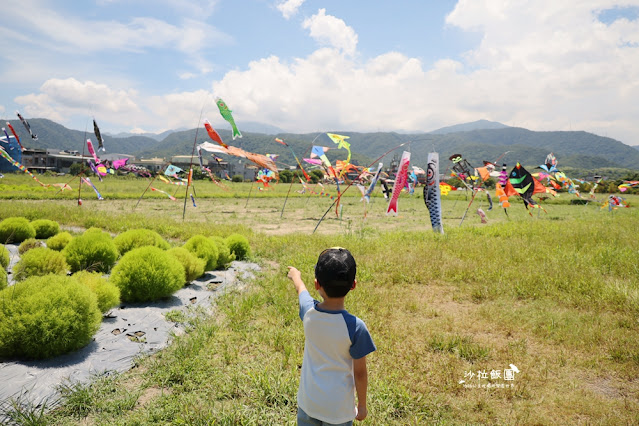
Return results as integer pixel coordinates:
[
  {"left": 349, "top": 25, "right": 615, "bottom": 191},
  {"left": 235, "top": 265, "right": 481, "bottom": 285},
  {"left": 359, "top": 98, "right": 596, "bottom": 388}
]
[{"left": 287, "top": 247, "right": 376, "bottom": 425}]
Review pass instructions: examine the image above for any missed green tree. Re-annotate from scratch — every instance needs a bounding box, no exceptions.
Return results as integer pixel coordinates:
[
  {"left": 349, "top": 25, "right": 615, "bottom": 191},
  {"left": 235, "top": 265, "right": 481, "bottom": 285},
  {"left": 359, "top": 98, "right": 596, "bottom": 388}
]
[
  {"left": 69, "top": 162, "right": 84, "bottom": 176},
  {"left": 279, "top": 169, "right": 293, "bottom": 183},
  {"left": 310, "top": 169, "right": 324, "bottom": 183}
]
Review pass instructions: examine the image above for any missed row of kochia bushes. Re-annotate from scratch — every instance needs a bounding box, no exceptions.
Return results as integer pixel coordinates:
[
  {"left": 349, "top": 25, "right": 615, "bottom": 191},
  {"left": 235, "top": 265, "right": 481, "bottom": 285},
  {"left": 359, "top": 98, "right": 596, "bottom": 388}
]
[{"left": 0, "top": 217, "right": 251, "bottom": 361}]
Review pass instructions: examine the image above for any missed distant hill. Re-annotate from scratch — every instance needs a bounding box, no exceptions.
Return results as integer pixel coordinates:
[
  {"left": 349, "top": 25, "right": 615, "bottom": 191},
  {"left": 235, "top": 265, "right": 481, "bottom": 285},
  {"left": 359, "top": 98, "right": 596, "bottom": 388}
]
[
  {"left": 429, "top": 119, "right": 510, "bottom": 134},
  {"left": 106, "top": 129, "right": 186, "bottom": 141},
  {"left": 6, "top": 118, "right": 639, "bottom": 172},
  {"left": 238, "top": 121, "right": 286, "bottom": 135},
  {"left": 4, "top": 118, "right": 160, "bottom": 154}
]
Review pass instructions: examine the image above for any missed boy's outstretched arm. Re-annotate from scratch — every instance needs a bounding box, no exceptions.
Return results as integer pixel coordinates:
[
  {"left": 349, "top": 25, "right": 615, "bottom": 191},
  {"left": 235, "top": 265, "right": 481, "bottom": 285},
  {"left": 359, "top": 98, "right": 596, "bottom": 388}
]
[
  {"left": 353, "top": 356, "right": 368, "bottom": 421},
  {"left": 287, "top": 266, "right": 307, "bottom": 295}
]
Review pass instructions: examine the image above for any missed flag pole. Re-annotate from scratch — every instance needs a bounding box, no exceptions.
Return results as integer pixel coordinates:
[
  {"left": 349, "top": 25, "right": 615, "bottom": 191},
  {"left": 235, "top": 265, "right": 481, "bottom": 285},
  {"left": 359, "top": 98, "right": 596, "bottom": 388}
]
[
  {"left": 245, "top": 169, "right": 256, "bottom": 208},
  {"left": 459, "top": 189, "right": 478, "bottom": 226},
  {"left": 313, "top": 142, "right": 407, "bottom": 234},
  {"left": 134, "top": 174, "right": 158, "bottom": 209},
  {"left": 77, "top": 121, "right": 89, "bottom": 206},
  {"left": 183, "top": 100, "right": 207, "bottom": 221},
  {"left": 277, "top": 135, "right": 318, "bottom": 217}
]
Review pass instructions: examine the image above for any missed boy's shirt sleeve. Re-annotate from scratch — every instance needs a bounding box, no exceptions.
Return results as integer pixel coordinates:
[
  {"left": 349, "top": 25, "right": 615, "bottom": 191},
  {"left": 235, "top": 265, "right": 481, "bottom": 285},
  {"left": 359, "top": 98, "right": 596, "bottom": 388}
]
[
  {"left": 349, "top": 318, "right": 376, "bottom": 359},
  {"left": 298, "top": 290, "right": 315, "bottom": 320}
]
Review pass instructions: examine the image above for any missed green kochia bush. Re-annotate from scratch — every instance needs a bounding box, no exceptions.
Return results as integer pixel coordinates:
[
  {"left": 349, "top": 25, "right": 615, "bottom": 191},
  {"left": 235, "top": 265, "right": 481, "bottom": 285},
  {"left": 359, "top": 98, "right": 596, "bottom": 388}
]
[
  {"left": 63, "top": 228, "right": 119, "bottom": 273},
  {"left": 113, "top": 228, "right": 170, "bottom": 255},
  {"left": 46, "top": 231, "right": 73, "bottom": 251},
  {"left": 73, "top": 271, "right": 120, "bottom": 313},
  {"left": 184, "top": 235, "right": 218, "bottom": 271},
  {"left": 13, "top": 247, "right": 69, "bottom": 281},
  {"left": 0, "top": 244, "right": 10, "bottom": 269},
  {"left": 0, "top": 274, "right": 102, "bottom": 360},
  {"left": 210, "top": 236, "right": 234, "bottom": 269},
  {"left": 225, "top": 233, "right": 251, "bottom": 260},
  {"left": 0, "top": 217, "right": 36, "bottom": 244},
  {"left": 18, "top": 238, "right": 43, "bottom": 255},
  {"left": 167, "top": 247, "right": 206, "bottom": 282},
  {"left": 109, "top": 246, "right": 185, "bottom": 303},
  {"left": 30, "top": 219, "right": 60, "bottom": 239},
  {"left": 0, "top": 268, "right": 6, "bottom": 291}
]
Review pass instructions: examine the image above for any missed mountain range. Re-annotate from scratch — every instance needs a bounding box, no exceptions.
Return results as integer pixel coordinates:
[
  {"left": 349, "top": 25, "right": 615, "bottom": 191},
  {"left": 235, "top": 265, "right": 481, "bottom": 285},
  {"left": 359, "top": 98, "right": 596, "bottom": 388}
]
[{"left": 4, "top": 118, "right": 639, "bottom": 174}]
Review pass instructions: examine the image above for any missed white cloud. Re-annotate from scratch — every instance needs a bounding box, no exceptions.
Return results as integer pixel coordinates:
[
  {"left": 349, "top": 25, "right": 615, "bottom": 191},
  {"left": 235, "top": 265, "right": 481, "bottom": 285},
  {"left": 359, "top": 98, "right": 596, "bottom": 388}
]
[
  {"left": 1, "top": 0, "right": 230, "bottom": 81},
  {"left": 179, "top": 72, "right": 198, "bottom": 80},
  {"left": 276, "top": 0, "right": 305, "bottom": 19},
  {"left": 205, "top": 1, "right": 639, "bottom": 144},
  {"left": 97, "top": 0, "right": 219, "bottom": 19},
  {"left": 440, "top": 0, "right": 639, "bottom": 140},
  {"left": 207, "top": 1, "right": 639, "bottom": 142},
  {"left": 302, "top": 9, "right": 358, "bottom": 56},
  {"left": 7, "top": 1, "right": 639, "bottom": 144},
  {"left": 147, "top": 90, "right": 214, "bottom": 131},
  {"left": 14, "top": 78, "right": 144, "bottom": 129}
]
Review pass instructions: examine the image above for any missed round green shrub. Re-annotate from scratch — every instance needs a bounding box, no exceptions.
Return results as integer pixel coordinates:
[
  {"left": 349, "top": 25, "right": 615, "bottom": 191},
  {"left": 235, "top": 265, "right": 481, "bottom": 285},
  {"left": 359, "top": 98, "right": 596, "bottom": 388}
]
[
  {"left": 73, "top": 271, "right": 120, "bottom": 313},
  {"left": 183, "top": 235, "right": 219, "bottom": 271},
  {"left": 84, "top": 227, "right": 105, "bottom": 235},
  {"left": 47, "top": 231, "right": 74, "bottom": 251},
  {"left": 113, "top": 229, "right": 170, "bottom": 255},
  {"left": 109, "top": 246, "right": 185, "bottom": 303},
  {"left": 0, "top": 268, "right": 7, "bottom": 291},
  {"left": 210, "top": 236, "right": 235, "bottom": 269},
  {"left": 0, "top": 274, "right": 102, "bottom": 360},
  {"left": 31, "top": 219, "right": 60, "bottom": 239},
  {"left": 13, "top": 247, "right": 69, "bottom": 281},
  {"left": 167, "top": 247, "right": 206, "bottom": 282},
  {"left": 63, "top": 229, "right": 119, "bottom": 273},
  {"left": 0, "top": 217, "right": 36, "bottom": 244},
  {"left": 0, "top": 244, "right": 10, "bottom": 269},
  {"left": 225, "top": 233, "right": 251, "bottom": 260},
  {"left": 18, "top": 238, "right": 43, "bottom": 255}
]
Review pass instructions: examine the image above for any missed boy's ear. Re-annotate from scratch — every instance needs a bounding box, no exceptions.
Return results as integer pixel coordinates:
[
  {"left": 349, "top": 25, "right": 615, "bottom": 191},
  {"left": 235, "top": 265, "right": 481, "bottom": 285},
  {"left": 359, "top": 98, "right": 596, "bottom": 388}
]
[
  {"left": 314, "top": 278, "right": 320, "bottom": 290},
  {"left": 351, "top": 279, "right": 357, "bottom": 290}
]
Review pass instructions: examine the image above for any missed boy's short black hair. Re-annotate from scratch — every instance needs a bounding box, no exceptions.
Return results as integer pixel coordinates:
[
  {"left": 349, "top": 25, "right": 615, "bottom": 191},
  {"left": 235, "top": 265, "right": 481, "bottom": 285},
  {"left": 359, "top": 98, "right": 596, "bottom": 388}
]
[{"left": 315, "top": 247, "right": 356, "bottom": 298}]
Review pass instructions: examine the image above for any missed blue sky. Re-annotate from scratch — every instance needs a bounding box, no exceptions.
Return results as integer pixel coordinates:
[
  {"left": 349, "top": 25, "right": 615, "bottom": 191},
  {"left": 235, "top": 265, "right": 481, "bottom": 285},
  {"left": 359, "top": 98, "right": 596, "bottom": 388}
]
[{"left": 1, "top": 0, "right": 639, "bottom": 145}]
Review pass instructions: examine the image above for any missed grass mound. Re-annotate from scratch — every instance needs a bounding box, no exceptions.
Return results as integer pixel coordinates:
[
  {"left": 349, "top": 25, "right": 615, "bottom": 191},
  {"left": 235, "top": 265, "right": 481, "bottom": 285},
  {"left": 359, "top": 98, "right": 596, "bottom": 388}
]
[
  {"left": 225, "top": 233, "right": 251, "bottom": 260},
  {"left": 46, "top": 231, "right": 73, "bottom": 251},
  {"left": 184, "top": 235, "right": 218, "bottom": 271},
  {"left": 0, "top": 217, "right": 36, "bottom": 244},
  {"left": 63, "top": 228, "right": 119, "bottom": 273},
  {"left": 109, "top": 246, "right": 185, "bottom": 303},
  {"left": 13, "top": 247, "right": 69, "bottom": 281},
  {"left": 31, "top": 219, "right": 60, "bottom": 239},
  {"left": 73, "top": 271, "right": 121, "bottom": 313},
  {"left": 167, "top": 247, "right": 206, "bottom": 282},
  {"left": 0, "top": 244, "right": 10, "bottom": 269},
  {"left": 18, "top": 238, "right": 43, "bottom": 255},
  {"left": 113, "top": 228, "right": 170, "bottom": 255},
  {"left": 211, "top": 236, "right": 234, "bottom": 269},
  {"left": 0, "top": 274, "right": 102, "bottom": 360}
]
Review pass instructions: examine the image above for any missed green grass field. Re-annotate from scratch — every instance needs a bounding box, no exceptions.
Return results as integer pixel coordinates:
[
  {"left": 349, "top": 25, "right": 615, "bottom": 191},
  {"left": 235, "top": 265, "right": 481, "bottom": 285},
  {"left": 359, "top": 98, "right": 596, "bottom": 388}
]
[{"left": 2, "top": 174, "right": 638, "bottom": 425}]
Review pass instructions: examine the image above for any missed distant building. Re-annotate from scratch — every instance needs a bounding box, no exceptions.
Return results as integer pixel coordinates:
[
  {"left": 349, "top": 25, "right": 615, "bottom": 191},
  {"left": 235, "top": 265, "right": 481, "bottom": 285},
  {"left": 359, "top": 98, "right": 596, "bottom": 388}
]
[
  {"left": 99, "top": 153, "right": 135, "bottom": 163},
  {"left": 229, "top": 160, "right": 257, "bottom": 181},
  {"left": 20, "top": 148, "right": 93, "bottom": 173},
  {"left": 0, "top": 136, "right": 23, "bottom": 172},
  {"left": 170, "top": 155, "right": 196, "bottom": 169},
  {"left": 169, "top": 154, "right": 234, "bottom": 179},
  {"left": 134, "top": 157, "right": 165, "bottom": 173}
]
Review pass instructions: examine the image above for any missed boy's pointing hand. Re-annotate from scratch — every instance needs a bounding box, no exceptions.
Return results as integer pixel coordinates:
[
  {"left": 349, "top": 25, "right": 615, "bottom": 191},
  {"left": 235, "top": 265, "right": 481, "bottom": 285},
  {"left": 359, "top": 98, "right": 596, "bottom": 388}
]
[
  {"left": 287, "top": 266, "right": 301, "bottom": 281},
  {"left": 287, "top": 267, "right": 307, "bottom": 295}
]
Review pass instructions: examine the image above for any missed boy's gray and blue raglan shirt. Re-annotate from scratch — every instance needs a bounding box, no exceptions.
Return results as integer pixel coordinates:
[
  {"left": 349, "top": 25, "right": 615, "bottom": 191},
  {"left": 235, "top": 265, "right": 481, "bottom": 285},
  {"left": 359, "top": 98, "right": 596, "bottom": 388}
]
[{"left": 297, "top": 290, "right": 376, "bottom": 424}]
